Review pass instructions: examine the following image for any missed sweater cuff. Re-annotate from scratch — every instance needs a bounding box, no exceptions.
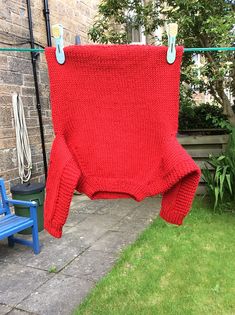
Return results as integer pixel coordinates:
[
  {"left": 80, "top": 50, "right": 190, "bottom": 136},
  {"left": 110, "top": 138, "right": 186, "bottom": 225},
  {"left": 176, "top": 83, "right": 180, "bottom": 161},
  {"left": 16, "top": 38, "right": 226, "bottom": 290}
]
[
  {"left": 159, "top": 207, "right": 185, "bottom": 225},
  {"left": 44, "top": 158, "right": 81, "bottom": 238},
  {"left": 44, "top": 221, "right": 62, "bottom": 238},
  {"left": 160, "top": 159, "right": 201, "bottom": 226}
]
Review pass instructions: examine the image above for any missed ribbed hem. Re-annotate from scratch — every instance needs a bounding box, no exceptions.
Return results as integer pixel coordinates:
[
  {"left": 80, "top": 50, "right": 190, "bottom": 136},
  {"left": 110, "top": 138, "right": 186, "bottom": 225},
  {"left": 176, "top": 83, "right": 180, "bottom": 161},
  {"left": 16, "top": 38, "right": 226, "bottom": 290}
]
[
  {"left": 44, "top": 159, "right": 81, "bottom": 238},
  {"left": 159, "top": 208, "right": 185, "bottom": 225},
  {"left": 44, "top": 221, "right": 62, "bottom": 238},
  {"left": 78, "top": 176, "right": 147, "bottom": 202},
  {"left": 160, "top": 158, "right": 201, "bottom": 226}
]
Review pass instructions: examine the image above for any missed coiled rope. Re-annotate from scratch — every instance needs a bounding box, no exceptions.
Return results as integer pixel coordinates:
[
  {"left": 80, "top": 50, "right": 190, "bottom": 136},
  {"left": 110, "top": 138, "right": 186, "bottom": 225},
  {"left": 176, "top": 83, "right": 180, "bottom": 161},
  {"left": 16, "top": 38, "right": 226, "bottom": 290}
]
[{"left": 12, "top": 93, "right": 32, "bottom": 183}]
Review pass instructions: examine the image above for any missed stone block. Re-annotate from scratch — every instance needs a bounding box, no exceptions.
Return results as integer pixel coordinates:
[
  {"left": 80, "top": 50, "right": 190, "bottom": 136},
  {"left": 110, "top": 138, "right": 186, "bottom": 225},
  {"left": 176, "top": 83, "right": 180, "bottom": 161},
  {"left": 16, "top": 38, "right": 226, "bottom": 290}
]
[
  {"left": 17, "top": 274, "right": 94, "bottom": 315},
  {"left": 0, "top": 95, "right": 12, "bottom": 106},
  {"left": 89, "top": 230, "right": 137, "bottom": 253},
  {"left": 0, "top": 304, "right": 12, "bottom": 314},
  {"left": 0, "top": 148, "right": 17, "bottom": 172},
  {"left": 8, "top": 57, "right": 33, "bottom": 75},
  {"left": 23, "top": 74, "right": 35, "bottom": 87},
  {"left": 0, "top": 262, "right": 51, "bottom": 306},
  {"left": 0, "top": 71, "right": 23, "bottom": 85},
  {"left": 21, "top": 87, "right": 36, "bottom": 96},
  {"left": 0, "top": 84, "right": 21, "bottom": 95},
  {"left": 62, "top": 249, "right": 117, "bottom": 282}
]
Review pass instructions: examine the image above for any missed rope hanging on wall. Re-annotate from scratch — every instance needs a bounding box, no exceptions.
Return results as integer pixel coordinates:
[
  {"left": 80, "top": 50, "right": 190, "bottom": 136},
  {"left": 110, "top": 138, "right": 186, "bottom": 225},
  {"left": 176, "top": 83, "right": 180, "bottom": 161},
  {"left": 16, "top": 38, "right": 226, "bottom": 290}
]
[{"left": 12, "top": 93, "right": 32, "bottom": 183}]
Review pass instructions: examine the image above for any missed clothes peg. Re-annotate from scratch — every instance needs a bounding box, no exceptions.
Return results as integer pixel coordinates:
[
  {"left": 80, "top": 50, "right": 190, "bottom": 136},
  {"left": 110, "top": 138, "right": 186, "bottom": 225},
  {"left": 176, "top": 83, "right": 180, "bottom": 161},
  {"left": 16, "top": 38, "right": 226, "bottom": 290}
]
[
  {"left": 75, "top": 35, "right": 81, "bottom": 45},
  {"left": 52, "top": 24, "right": 65, "bottom": 64},
  {"left": 167, "top": 23, "right": 178, "bottom": 64}
]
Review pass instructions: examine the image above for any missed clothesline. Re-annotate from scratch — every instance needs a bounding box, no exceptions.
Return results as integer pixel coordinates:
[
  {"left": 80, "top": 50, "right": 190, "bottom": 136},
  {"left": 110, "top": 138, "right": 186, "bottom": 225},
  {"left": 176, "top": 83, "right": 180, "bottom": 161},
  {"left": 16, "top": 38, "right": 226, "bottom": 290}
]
[{"left": 0, "top": 47, "right": 235, "bottom": 53}]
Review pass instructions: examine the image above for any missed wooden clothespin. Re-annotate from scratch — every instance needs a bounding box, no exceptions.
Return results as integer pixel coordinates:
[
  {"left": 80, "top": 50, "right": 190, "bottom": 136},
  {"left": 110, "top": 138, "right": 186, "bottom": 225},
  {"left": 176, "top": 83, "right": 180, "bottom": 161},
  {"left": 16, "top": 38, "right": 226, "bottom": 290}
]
[
  {"left": 167, "top": 23, "right": 178, "bottom": 64},
  {"left": 52, "top": 24, "right": 65, "bottom": 65}
]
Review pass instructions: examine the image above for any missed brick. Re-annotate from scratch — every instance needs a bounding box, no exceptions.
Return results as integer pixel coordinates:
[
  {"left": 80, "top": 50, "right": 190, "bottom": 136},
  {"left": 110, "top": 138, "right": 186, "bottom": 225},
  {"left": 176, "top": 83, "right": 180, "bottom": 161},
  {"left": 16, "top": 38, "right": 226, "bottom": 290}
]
[
  {"left": 0, "top": 148, "right": 18, "bottom": 172},
  {"left": 23, "top": 74, "right": 35, "bottom": 87},
  {"left": 0, "top": 127, "right": 15, "bottom": 139},
  {"left": 39, "top": 71, "right": 49, "bottom": 84},
  {"left": 0, "top": 70, "right": 23, "bottom": 85},
  {"left": 0, "top": 106, "right": 13, "bottom": 127},
  {"left": 0, "top": 84, "right": 21, "bottom": 95},
  {"left": 0, "top": 137, "right": 16, "bottom": 149},
  {"left": 0, "top": 3, "right": 11, "bottom": 20},
  {"left": 11, "top": 11, "right": 29, "bottom": 28},
  {"left": 20, "top": 96, "right": 35, "bottom": 107},
  {"left": 21, "top": 86, "right": 36, "bottom": 96},
  {"left": 0, "top": 95, "right": 12, "bottom": 105},
  {"left": 8, "top": 57, "right": 33, "bottom": 75},
  {"left": 0, "top": 55, "right": 8, "bottom": 70}
]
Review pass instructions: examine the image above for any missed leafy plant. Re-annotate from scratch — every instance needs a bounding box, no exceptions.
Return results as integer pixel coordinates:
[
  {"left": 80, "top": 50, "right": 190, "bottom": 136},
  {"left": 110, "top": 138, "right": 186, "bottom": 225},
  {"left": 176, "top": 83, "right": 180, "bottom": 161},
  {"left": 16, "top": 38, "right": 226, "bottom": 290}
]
[
  {"left": 179, "top": 102, "right": 230, "bottom": 131},
  {"left": 202, "top": 128, "right": 235, "bottom": 210},
  {"left": 48, "top": 265, "right": 57, "bottom": 273},
  {"left": 202, "top": 155, "right": 233, "bottom": 211},
  {"left": 206, "top": 113, "right": 232, "bottom": 132}
]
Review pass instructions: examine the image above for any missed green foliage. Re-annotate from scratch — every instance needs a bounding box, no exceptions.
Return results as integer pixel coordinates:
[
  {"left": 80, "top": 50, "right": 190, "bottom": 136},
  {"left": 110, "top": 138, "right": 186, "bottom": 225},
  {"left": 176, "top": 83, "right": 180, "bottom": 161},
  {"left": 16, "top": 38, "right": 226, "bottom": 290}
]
[
  {"left": 202, "top": 128, "right": 235, "bottom": 210},
  {"left": 48, "top": 265, "right": 57, "bottom": 273},
  {"left": 179, "top": 101, "right": 230, "bottom": 131},
  {"left": 202, "top": 155, "right": 233, "bottom": 211},
  {"left": 206, "top": 113, "right": 232, "bottom": 131},
  {"left": 89, "top": 0, "right": 235, "bottom": 125}
]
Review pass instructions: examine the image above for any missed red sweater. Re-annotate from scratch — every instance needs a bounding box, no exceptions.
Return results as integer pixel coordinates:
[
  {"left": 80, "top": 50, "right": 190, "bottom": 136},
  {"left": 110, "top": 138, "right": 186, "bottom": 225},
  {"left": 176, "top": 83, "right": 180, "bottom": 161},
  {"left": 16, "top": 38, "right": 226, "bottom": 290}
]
[{"left": 44, "top": 45, "right": 201, "bottom": 238}]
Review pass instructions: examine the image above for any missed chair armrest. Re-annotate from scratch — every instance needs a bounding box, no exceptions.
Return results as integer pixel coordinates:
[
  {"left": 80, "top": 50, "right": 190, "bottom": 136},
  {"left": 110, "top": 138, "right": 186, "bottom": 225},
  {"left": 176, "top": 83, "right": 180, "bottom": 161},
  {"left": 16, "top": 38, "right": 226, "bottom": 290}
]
[
  {"left": 6, "top": 199, "right": 37, "bottom": 208},
  {"left": 6, "top": 199, "right": 38, "bottom": 220}
]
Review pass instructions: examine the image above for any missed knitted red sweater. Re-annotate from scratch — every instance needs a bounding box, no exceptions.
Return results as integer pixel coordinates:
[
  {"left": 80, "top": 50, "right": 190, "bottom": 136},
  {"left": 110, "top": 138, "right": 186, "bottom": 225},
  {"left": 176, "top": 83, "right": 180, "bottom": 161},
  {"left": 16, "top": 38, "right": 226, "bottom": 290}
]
[{"left": 44, "top": 45, "right": 201, "bottom": 238}]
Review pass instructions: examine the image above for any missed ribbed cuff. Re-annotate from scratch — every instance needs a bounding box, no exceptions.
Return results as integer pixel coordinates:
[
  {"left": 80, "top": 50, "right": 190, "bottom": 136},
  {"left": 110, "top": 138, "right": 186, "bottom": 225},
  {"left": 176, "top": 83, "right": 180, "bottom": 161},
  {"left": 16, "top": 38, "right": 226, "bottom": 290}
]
[
  {"left": 44, "top": 158, "right": 81, "bottom": 238},
  {"left": 44, "top": 221, "right": 62, "bottom": 238},
  {"left": 159, "top": 208, "right": 185, "bottom": 225},
  {"left": 160, "top": 158, "right": 201, "bottom": 226}
]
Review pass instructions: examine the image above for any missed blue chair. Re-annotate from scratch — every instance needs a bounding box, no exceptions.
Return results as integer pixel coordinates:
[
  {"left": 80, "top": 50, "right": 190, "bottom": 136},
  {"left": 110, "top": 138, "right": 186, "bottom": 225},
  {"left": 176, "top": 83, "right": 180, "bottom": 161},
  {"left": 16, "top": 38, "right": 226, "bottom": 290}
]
[{"left": 0, "top": 178, "right": 40, "bottom": 254}]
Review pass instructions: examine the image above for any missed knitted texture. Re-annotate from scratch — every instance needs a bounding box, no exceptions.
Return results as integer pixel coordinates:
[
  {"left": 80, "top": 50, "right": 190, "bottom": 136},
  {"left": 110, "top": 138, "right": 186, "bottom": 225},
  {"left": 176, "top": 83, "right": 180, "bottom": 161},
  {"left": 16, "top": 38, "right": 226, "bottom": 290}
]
[{"left": 44, "top": 45, "right": 201, "bottom": 238}]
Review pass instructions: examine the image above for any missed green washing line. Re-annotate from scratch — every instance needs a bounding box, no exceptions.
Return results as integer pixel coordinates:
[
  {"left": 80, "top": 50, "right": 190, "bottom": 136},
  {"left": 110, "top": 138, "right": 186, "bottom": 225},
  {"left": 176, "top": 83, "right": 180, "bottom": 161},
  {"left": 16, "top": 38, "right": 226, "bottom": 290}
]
[
  {"left": 0, "top": 47, "right": 235, "bottom": 53},
  {"left": 0, "top": 48, "right": 45, "bottom": 52}
]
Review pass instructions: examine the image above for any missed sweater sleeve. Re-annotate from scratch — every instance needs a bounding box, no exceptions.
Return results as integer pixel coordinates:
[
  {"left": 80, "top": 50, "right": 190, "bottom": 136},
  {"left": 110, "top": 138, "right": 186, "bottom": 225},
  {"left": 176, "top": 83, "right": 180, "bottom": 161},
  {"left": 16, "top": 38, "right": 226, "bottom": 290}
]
[
  {"left": 44, "top": 135, "right": 81, "bottom": 238},
  {"left": 160, "top": 136, "right": 201, "bottom": 225}
]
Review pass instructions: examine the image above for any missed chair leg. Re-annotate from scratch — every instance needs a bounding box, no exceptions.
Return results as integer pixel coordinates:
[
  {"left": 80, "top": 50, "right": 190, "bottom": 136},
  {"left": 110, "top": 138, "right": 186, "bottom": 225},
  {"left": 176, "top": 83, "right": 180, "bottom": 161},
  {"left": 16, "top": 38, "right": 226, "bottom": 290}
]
[
  {"left": 29, "top": 204, "right": 40, "bottom": 254},
  {"left": 32, "top": 224, "right": 40, "bottom": 254},
  {"left": 8, "top": 235, "right": 15, "bottom": 248}
]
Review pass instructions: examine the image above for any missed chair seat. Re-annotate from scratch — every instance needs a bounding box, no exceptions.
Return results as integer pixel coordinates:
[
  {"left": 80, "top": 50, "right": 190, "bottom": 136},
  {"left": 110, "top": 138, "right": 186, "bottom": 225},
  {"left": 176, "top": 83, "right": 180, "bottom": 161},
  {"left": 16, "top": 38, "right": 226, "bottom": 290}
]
[{"left": 0, "top": 214, "right": 33, "bottom": 238}]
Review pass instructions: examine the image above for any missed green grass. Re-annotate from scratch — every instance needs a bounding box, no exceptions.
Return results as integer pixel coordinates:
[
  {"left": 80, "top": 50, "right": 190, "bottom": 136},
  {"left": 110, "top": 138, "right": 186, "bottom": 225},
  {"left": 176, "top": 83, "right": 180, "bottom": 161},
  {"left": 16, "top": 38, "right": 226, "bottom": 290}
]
[{"left": 73, "top": 198, "right": 235, "bottom": 315}]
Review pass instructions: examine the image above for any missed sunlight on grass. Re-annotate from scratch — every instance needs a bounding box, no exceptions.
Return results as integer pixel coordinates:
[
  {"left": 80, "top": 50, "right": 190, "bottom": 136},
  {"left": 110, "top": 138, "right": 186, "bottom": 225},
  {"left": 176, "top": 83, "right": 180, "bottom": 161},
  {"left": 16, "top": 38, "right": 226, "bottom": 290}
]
[{"left": 73, "top": 198, "right": 235, "bottom": 315}]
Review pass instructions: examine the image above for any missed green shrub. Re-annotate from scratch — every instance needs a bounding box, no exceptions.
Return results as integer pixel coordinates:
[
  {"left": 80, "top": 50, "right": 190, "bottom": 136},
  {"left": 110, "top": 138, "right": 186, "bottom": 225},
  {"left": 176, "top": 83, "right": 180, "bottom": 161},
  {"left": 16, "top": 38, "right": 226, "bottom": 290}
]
[
  {"left": 202, "top": 128, "right": 235, "bottom": 211},
  {"left": 179, "top": 101, "right": 230, "bottom": 131}
]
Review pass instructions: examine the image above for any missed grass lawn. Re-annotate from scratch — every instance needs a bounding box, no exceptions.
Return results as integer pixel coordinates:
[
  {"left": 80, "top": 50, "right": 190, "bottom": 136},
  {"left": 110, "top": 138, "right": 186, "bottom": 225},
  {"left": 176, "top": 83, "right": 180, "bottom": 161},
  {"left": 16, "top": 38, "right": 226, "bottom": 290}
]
[{"left": 73, "top": 198, "right": 235, "bottom": 315}]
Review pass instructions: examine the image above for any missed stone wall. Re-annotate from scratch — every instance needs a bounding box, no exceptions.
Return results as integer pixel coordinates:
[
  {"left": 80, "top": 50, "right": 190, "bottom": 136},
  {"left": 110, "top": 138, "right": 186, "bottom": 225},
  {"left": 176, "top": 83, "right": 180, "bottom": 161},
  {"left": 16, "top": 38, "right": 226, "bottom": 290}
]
[{"left": 0, "top": 0, "right": 100, "bottom": 193}]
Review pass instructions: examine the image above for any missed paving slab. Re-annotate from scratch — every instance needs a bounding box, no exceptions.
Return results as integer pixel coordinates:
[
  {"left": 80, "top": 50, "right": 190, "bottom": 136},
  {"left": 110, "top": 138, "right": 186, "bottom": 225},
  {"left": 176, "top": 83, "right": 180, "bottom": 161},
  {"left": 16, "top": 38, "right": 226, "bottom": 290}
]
[
  {"left": 95, "top": 198, "right": 139, "bottom": 217},
  {"left": 89, "top": 230, "right": 137, "bottom": 253},
  {"left": 65, "top": 213, "right": 121, "bottom": 246},
  {"left": 6, "top": 308, "right": 38, "bottom": 315},
  {"left": 71, "top": 198, "right": 110, "bottom": 215},
  {"left": 0, "top": 304, "right": 12, "bottom": 315},
  {"left": 17, "top": 274, "right": 94, "bottom": 315},
  {"left": 132, "top": 196, "right": 161, "bottom": 219},
  {"left": 62, "top": 249, "right": 117, "bottom": 282},
  {"left": 0, "top": 229, "right": 87, "bottom": 271},
  {"left": 0, "top": 262, "right": 51, "bottom": 307},
  {"left": 64, "top": 212, "right": 88, "bottom": 228}
]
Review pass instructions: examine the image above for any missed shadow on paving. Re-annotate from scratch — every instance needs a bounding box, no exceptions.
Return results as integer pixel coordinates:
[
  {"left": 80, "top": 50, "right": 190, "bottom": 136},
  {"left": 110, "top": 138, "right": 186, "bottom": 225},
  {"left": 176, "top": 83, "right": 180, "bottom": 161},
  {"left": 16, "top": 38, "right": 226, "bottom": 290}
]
[{"left": 0, "top": 195, "right": 160, "bottom": 315}]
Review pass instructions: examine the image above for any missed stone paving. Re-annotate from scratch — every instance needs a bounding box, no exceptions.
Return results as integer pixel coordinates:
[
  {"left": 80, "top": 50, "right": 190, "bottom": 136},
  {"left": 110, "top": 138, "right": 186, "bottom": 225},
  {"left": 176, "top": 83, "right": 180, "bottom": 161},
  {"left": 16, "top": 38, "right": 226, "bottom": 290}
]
[{"left": 0, "top": 194, "right": 161, "bottom": 315}]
